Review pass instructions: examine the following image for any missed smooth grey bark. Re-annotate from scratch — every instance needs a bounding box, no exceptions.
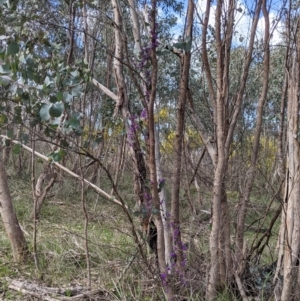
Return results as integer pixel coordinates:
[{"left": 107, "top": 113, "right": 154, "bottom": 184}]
[
  {"left": 0, "top": 158, "right": 28, "bottom": 262},
  {"left": 280, "top": 28, "right": 300, "bottom": 300},
  {"left": 155, "top": 128, "right": 172, "bottom": 266}
]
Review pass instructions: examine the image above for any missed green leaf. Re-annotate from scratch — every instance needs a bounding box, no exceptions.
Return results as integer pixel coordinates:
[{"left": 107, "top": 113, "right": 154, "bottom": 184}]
[
  {"left": 14, "top": 106, "right": 21, "bottom": 114},
  {"left": 56, "top": 92, "right": 63, "bottom": 101},
  {"left": 26, "top": 69, "right": 33, "bottom": 80},
  {"left": 7, "top": 0, "right": 18, "bottom": 10},
  {"left": 7, "top": 41, "right": 19, "bottom": 55},
  {"left": 70, "top": 70, "right": 78, "bottom": 77},
  {"left": 49, "top": 94, "right": 57, "bottom": 103},
  {"left": 7, "top": 129, "right": 13, "bottom": 138},
  {"left": 49, "top": 102, "right": 64, "bottom": 117},
  {"left": 33, "top": 73, "right": 42, "bottom": 83},
  {"left": 44, "top": 76, "right": 53, "bottom": 86},
  {"left": 0, "top": 75, "right": 11, "bottom": 86},
  {"left": 0, "top": 27, "right": 5, "bottom": 35},
  {"left": 48, "top": 152, "right": 58, "bottom": 162},
  {"left": 12, "top": 144, "right": 21, "bottom": 155},
  {"left": 16, "top": 87, "right": 23, "bottom": 96},
  {"left": 172, "top": 41, "right": 186, "bottom": 50},
  {"left": 26, "top": 56, "right": 34, "bottom": 67},
  {"left": 0, "top": 113, "right": 7, "bottom": 125},
  {"left": 0, "top": 63, "right": 9, "bottom": 74},
  {"left": 13, "top": 115, "right": 22, "bottom": 124},
  {"left": 66, "top": 117, "right": 80, "bottom": 130},
  {"left": 55, "top": 73, "right": 61, "bottom": 85},
  {"left": 63, "top": 92, "right": 73, "bottom": 103},
  {"left": 49, "top": 149, "right": 66, "bottom": 162},
  {"left": 58, "top": 149, "right": 66, "bottom": 158},
  {"left": 39, "top": 103, "right": 51, "bottom": 121},
  {"left": 71, "top": 85, "right": 82, "bottom": 97}
]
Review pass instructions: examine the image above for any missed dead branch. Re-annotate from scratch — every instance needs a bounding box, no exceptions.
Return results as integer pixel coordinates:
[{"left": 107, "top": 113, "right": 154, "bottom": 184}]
[
  {"left": 8, "top": 279, "right": 111, "bottom": 301},
  {"left": 0, "top": 135, "right": 124, "bottom": 208}
]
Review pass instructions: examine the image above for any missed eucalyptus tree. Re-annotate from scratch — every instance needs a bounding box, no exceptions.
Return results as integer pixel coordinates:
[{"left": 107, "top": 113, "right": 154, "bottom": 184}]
[
  {"left": 89, "top": 0, "right": 194, "bottom": 297},
  {"left": 235, "top": 0, "right": 270, "bottom": 277},
  {"left": 0, "top": 0, "right": 90, "bottom": 263},
  {"left": 270, "top": 4, "right": 300, "bottom": 299},
  {"left": 2, "top": 0, "right": 295, "bottom": 300},
  {"left": 0, "top": 158, "right": 28, "bottom": 262},
  {"left": 278, "top": 28, "right": 300, "bottom": 301},
  {"left": 187, "top": 0, "right": 277, "bottom": 298},
  {"left": 0, "top": 0, "right": 190, "bottom": 297}
]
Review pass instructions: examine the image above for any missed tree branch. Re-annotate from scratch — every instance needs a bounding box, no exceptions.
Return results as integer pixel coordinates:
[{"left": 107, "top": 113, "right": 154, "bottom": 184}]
[{"left": 0, "top": 135, "right": 123, "bottom": 208}]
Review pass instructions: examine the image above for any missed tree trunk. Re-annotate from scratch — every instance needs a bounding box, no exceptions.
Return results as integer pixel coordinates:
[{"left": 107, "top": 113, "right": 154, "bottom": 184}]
[
  {"left": 170, "top": 0, "right": 194, "bottom": 272},
  {"left": 0, "top": 159, "right": 28, "bottom": 262},
  {"left": 207, "top": 148, "right": 226, "bottom": 300},
  {"left": 30, "top": 166, "right": 57, "bottom": 219},
  {"left": 280, "top": 26, "right": 300, "bottom": 300},
  {"left": 155, "top": 128, "right": 172, "bottom": 266},
  {"left": 219, "top": 185, "right": 231, "bottom": 284}
]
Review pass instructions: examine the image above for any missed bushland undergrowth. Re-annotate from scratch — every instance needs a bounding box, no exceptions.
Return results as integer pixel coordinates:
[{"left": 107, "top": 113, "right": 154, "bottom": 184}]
[{"left": 0, "top": 162, "right": 280, "bottom": 301}]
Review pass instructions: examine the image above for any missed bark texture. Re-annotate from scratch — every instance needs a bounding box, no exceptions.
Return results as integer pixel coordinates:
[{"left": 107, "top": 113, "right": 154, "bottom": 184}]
[
  {"left": 0, "top": 159, "right": 28, "bottom": 262},
  {"left": 280, "top": 20, "right": 300, "bottom": 299},
  {"left": 170, "top": 0, "right": 194, "bottom": 272}
]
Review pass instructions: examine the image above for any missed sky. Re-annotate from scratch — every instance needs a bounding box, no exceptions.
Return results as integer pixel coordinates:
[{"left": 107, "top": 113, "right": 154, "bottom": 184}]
[{"left": 172, "top": 0, "right": 285, "bottom": 46}]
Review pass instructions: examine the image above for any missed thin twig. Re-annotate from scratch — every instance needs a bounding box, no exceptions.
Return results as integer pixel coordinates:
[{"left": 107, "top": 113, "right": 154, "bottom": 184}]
[
  {"left": 79, "top": 152, "right": 91, "bottom": 288},
  {"left": 31, "top": 128, "right": 39, "bottom": 272},
  {"left": 234, "top": 273, "right": 250, "bottom": 301}
]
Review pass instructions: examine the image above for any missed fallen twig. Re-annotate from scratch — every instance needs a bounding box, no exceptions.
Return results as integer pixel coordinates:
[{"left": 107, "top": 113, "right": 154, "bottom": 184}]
[
  {"left": 7, "top": 279, "right": 111, "bottom": 300},
  {"left": 0, "top": 135, "right": 124, "bottom": 208}
]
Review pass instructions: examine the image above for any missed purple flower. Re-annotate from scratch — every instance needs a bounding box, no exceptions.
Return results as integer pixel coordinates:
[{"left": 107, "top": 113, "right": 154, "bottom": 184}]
[
  {"left": 160, "top": 273, "right": 167, "bottom": 285},
  {"left": 170, "top": 251, "right": 176, "bottom": 259},
  {"left": 140, "top": 108, "right": 147, "bottom": 119},
  {"left": 174, "top": 227, "right": 180, "bottom": 239},
  {"left": 144, "top": 192, "right": 152, "bottom": 201},
  {"left": 158, "top": 178, "right": 165, "bottom": 186},
  {"left": 182, "top": 243, "right": 188, "bottom": 251},
  {"left": 127, "top": 115, "right": 139, "bottom": 146}
]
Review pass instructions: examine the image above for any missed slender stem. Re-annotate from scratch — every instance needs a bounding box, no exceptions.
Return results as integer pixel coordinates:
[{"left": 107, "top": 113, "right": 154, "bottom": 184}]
[
  {"left": 31, "top": 128, "right": 39, "bottom": 273},
  {"left": 79, "top": 155, "right": 91, "bottom": 288}
]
